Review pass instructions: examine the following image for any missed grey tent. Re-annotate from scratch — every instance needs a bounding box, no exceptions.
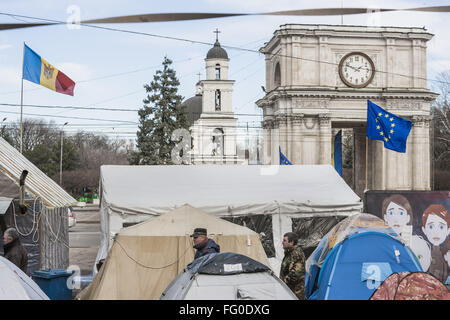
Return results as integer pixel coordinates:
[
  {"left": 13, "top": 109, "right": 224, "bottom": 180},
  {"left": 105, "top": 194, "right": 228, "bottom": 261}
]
[
  {"left": 0, "top": 256, "right": 49, "bottom": 300},
  {"left": 160, "top": 252, "right": 297, "bottom": 300}
]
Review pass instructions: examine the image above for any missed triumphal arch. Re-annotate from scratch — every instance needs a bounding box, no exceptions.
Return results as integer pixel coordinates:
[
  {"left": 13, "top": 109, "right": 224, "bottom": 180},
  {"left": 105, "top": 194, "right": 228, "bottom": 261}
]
[{"left": 256, "top": 24, "right": 437, "bottom": 196}]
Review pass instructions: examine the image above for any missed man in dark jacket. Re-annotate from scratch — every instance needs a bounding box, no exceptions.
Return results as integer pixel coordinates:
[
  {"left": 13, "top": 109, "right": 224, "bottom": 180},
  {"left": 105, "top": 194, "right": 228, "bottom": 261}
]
[
  {"left": 3, "top": 227, "right": 28, "bottom": 273},
  {"left": 190, "top": 228, "right": 220, "bottom": 260}
]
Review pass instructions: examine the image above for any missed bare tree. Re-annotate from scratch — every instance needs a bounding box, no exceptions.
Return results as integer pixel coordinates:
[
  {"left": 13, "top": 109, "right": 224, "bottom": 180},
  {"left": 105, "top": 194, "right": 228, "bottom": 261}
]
[
  {"left": 432, "top": 71, "right": 450, "bottom": 170},
  {"left": 65, "top": 131, "right": 129, "bottom": 197},
  {"left": 4, "top": 118, "right": 59, "bottom": 152}
]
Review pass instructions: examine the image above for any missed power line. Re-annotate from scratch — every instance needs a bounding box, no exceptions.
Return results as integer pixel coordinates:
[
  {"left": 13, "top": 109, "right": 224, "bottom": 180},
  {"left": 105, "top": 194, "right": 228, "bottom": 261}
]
[
  {"left": 0, "top": 110, "right": 137, "bottom": 124},
  {"left": 0, "top": 103, "right": 264, "bottom": 117},
  {"left": 0, "top": 12, "right": 448, "bottom": 85}
]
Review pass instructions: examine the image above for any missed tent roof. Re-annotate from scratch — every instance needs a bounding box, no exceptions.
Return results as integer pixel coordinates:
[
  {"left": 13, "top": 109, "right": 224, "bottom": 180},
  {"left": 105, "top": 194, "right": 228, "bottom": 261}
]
[
  {"left": 370, "top": 272, "right": 450, "bottom": 300},
  {"left": 120, "top": 204, "right": 262, "bottom": 237},
  {"left": 306, "top": 213, "right": 404, "bottom": 272},
  {"left": 0, "top": 137, "right": 76, "bottom": 208},
  {"left": 100, "top": 164, "right": 361, "bottom": 216},
  {"left": 0, "top": 256, "right": 48, "bottom": 300},
  {"left": 187, "top": 252, "right": 270, "bottom": 275},
  {"left": 160, "top": 252, "right": 297, "bottom": 300}
]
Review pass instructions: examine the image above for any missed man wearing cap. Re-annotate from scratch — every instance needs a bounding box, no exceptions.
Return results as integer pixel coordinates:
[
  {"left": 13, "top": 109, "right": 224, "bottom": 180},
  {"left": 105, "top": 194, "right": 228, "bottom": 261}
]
[{"left": 190, "top": 228, "right": 220, "bottom": 260}]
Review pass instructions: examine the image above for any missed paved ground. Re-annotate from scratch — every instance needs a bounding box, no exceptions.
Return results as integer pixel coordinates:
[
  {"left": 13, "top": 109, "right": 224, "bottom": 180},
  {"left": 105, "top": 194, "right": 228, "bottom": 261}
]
[{"left": 69, "top": 204, "right": 101, "bottom": 276}]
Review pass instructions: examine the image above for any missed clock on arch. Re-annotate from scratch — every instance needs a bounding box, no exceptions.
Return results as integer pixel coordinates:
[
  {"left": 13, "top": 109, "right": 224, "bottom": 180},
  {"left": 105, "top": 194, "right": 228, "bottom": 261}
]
[{"left": 338, "top": 52, "right": 375, "bottom": 88}]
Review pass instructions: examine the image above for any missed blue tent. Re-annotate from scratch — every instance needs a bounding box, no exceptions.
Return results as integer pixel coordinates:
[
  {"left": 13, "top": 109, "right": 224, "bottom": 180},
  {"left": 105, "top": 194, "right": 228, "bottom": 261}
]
[{"left": 305, "top": 214, "right": 422, "bottom": 300}]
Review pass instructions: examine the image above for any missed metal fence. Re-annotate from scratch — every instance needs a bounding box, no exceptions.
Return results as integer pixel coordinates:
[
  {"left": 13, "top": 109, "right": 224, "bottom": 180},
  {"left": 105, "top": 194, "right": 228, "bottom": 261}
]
[
  {"left": 1, "top": 199, "right": 69, "bottom": 275},
  {"left": 40, "top": 206, "right": 69, "bottom": 270}
]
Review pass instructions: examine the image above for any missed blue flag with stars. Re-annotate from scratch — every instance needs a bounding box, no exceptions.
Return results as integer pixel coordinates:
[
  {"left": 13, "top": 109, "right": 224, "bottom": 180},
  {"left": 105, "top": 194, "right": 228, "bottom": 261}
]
[
  {"left": 366, "top": 100, "right": 412, "bottom": 153},
  {"left": 279, "top": 147, "right": 292, "bottom": 165}
]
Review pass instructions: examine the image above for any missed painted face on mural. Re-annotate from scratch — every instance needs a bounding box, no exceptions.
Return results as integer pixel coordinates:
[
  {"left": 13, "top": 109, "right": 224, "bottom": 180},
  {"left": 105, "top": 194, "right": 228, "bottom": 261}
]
[
  {"left": 384, "top": 201, "right": 410, "bottom": 235},
  {"left": 422, "top": 214, "right": 449, "bottom": 246}
]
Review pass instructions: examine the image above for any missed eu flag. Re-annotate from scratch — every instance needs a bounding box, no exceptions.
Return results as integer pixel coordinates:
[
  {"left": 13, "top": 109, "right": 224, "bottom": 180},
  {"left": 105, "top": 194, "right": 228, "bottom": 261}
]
[
  {"left": 279, "top": 147, "right": 292, "bottom": 165},
  {"left": 366, "top": 100, "right": 412, "bottom": 153}
]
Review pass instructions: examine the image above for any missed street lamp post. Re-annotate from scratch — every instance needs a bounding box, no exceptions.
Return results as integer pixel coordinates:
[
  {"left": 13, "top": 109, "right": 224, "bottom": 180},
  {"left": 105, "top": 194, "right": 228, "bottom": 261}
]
[{"left": 60, "top": 122, "right": 68, "bottom": 186}]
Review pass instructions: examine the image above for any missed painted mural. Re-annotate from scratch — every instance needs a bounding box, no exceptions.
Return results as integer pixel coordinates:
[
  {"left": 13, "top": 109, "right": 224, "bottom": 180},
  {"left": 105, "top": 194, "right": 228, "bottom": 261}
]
[{"left": 365, "top": 191, "right": 450, "bottom": 285}]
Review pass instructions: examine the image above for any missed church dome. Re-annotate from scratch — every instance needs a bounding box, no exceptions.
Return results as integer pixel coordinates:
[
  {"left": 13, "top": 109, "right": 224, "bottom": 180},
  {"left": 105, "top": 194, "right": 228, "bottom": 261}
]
[
  {"left": 206, "top": 40, "right": 228, "bottom": 60},
  {"left": 181, "top": 94, "right": 202, "bottom": 124}
]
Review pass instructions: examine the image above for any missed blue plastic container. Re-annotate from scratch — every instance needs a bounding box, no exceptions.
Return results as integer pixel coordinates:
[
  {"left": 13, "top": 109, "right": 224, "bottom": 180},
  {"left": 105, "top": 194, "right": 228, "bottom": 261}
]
[{"left": 32, "top": 269, "right": 74, "bottom": 300}]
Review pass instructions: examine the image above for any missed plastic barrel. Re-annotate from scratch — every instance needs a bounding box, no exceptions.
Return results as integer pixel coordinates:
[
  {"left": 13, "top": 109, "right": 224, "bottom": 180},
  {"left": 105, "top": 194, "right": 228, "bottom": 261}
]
[{"left": 32, "top": 269, "right": 74, "bottom": 300}]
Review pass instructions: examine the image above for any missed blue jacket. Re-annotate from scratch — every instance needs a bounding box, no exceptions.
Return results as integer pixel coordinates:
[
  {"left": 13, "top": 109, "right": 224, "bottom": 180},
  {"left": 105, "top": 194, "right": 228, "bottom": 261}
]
[{"left": 194, "top": 238, "right": 220, "bottom": 259}]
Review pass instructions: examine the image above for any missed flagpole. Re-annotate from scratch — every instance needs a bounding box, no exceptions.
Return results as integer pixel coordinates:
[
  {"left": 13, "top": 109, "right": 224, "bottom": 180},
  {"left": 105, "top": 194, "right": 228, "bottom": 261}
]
[{"left": 20, "top": 43, "right": 25, "bottom": 154}]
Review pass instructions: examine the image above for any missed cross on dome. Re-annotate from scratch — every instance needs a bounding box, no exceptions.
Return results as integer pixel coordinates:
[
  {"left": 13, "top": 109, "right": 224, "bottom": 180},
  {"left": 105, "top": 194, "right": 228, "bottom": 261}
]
[{"left": 214, "top": 28, "right": 221, "bottom": 41}]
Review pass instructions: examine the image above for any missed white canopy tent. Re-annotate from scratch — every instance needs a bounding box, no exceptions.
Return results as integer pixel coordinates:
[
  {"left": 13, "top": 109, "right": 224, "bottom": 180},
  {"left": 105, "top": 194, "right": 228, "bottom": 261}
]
[{"left": 95, "top": 165, "right": 362, "bottom": 274}]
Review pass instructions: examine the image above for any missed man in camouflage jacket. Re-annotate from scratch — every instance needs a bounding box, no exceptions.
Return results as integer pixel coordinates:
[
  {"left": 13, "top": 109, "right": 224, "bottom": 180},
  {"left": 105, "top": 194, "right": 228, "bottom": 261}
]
[{"left": 280, "top": 232, "right": 306, "bottom": 300}]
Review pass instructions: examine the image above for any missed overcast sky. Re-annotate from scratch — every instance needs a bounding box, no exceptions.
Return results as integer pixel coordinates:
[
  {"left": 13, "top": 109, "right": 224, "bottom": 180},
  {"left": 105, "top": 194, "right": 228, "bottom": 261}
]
[{"left": 0, "top": 0, "right": 449, "bottom": 142}]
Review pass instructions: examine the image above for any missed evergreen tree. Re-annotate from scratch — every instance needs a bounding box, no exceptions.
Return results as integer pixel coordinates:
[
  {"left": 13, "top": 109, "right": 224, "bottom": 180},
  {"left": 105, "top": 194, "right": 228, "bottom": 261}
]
[{"left": 130, "top": 57, "right": 188, "bottom": 165}]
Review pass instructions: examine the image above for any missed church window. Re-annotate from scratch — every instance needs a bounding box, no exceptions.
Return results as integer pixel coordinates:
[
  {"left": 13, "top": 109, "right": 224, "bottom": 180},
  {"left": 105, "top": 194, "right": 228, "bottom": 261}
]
[
  {"left": 215, "top": 89, "right": 221, "bottom": 111},
  {"left": 215, "top": 64, "right": 221, "bottom": 79}
]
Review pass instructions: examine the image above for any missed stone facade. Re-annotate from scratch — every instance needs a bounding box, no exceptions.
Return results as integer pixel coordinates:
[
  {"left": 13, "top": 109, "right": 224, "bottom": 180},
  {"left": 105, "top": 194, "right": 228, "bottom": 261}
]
[{"left": 256, "top": 24, "right": 437, "bottom": 195}]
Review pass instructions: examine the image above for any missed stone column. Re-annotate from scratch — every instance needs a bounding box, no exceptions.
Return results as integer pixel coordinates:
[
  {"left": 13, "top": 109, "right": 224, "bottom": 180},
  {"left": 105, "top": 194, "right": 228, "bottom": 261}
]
[
  {"left": 287, "top": 114, "right": 293, "bottom": 161},
  {"left": 412, "top": 116, "right": 431, "bottom": 190},
  {"left": 318, "top": 36, "right": 329, "bottom": 86},
  {"left": 262, "top": 119, "right": 273, "bottom": 165},
  {"left": 319, "top": 114, "right": 332, "bottom": 164},
  {"left": 286, "top": 36, "right": 293, "bottom": 86},
  {"left": 291, "top": 115, "right": 303, "bottom": 164},
  {"left": 277, "top": 114, "right": 288, "bottom": 158},
  {"left": 353, "top": 127, "right": 367, "bottom": 197},
  {"left": 385, "top": 38, "right": 395, "bottom": 88},
  {"left": 281, "top": 37, "right": 287, "bottom": 86},
  {"left": 412, "top": 40, "right": 421, "bottom": 88},
  {"left": 271, "top": 119, "right": 280, "bottom": 164}
]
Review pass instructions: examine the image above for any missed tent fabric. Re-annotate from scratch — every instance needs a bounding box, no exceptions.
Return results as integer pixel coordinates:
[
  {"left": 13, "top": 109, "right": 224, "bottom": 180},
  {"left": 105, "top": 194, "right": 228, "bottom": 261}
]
[
  {"left": 77, "top": 204, "right": 270, "bottom": 300},
  {"left": 370, "top": 272, "right": 450, "bottom": 300},
  {"left": 189, "top": 252, "right": 270, "bottom": 275},
  {"left": 305, "top": 213, "right": 403, "bottom": 273},
  {"left": 305, "top": 213, "right": 422, "bottom": 300},
  {"left": 95, "top": 164, "right": 362, "bottom": 274},
  {"left": 160, "top": 252, "right": 297, "bottom": 300},
  {"left": 0, "top": 256, "right": 49, "bottom": 300},
  {"left": 99, "top": 164, "right": 361, "bottom": 216}
]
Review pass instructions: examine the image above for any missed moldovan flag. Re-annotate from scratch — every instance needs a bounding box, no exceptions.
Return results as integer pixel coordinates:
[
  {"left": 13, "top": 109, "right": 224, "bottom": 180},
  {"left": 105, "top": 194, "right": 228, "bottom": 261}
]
[{"left": 22, "top": 44, "right": 75, "bottom": 96}]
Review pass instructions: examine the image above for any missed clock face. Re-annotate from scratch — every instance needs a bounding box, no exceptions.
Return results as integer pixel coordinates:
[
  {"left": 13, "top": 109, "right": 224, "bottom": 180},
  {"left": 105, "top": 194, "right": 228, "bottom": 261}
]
[{"left": 339, "top": 52, "right": 375, "bottom": 88}]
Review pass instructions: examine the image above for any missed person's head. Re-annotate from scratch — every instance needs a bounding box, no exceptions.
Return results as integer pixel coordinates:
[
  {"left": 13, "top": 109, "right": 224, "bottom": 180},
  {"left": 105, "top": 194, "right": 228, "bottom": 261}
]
[
  {"left": 421, "top": 204, "right": 450, "bottom": 246},
  {"left": 190, "top": 228, "right": 208, "bottom": 246},
  {"left": 3, "top": 228, "right": 19, "bottom": 245},
  {"left": 381, "top": 194, "right": 412, "bottom": 235},
  {"left": 282, "top": 232, "right": 298, "bottom": 249}
]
